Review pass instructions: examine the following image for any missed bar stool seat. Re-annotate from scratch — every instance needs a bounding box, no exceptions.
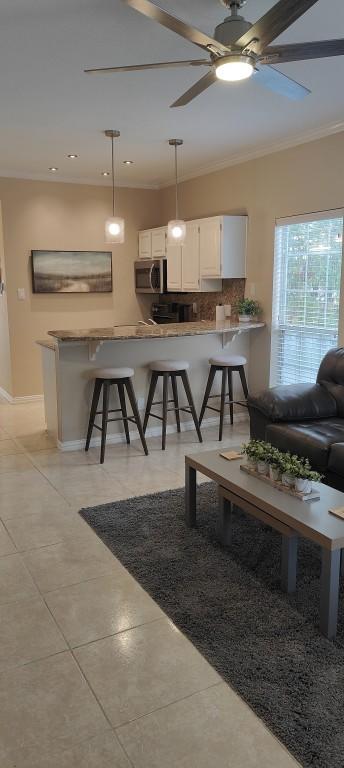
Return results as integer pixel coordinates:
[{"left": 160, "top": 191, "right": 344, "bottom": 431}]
[
  {"left": 92, "top": 367, "right": 134, "bottom": 379},
  {"left": 143, "top": 360, "right": 202, "bottom": 450},
  {"left": 200, "top": 355, "right": 249, "bottom": 441},
  {"left": 85, "top": 367, "right": 148, "bottom": 463},
  {"left": 149, "top": 360, "right": 189, "bottom": 372},
  {"left": 209, "top": 354, "right": 247, "bottom": 367}
]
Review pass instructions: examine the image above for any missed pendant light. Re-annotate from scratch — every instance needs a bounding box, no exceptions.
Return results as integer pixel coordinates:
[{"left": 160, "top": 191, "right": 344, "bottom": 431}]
[
  {"left": 104, "top": 129, "right": 125, "bottom": 244},
  {"left": 167, "top": 139, "right": 186, "bottom": 245}
]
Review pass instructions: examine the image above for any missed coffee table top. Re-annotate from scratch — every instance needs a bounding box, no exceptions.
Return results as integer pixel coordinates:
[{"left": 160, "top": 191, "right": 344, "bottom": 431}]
[{"left": 186, "top": 450, "right": 344, "bottom": 550}]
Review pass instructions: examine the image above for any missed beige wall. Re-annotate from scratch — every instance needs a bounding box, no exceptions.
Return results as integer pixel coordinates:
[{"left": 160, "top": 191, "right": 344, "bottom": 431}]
[
  {"left": 0, "top": 203, "right": 12, "bottom": 394},
  {"left": 162, "top": 130, "right": 344, "bottom": 393},
  {"left": 0, "top": 178, "right": 161, "bottom": 397}
]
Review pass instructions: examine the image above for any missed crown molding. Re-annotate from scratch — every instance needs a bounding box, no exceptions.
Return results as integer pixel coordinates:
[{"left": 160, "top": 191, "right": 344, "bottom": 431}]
[
  {"left": 0, "top": 169, "right": 159, "bottom": 190},
  {"left": 159, "top": 121, "right": 344, "bottom": 189}
]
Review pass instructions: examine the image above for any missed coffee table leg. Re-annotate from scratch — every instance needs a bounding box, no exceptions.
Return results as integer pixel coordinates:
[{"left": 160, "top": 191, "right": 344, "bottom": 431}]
[
  {"left": 185, "top": 463, "right": 197, "bottom": 528},
  {"left": 281, "top": 534, "right": 298, "bottom": 593},
  {"left": 217, "top": 491, "right": 232, "bottom": 546},
  {"left": 320, "top": 548, "right": 341, "bottom": 640}
]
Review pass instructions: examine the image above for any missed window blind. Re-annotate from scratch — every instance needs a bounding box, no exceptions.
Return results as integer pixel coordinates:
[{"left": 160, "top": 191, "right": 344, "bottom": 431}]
[{"left": 270, "top": 214, "right": 343, "bottom": 386}]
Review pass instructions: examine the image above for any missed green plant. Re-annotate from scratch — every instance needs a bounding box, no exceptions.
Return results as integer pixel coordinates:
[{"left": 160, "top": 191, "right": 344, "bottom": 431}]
[
  {"left": 242, "top": 439, "right": 269, "bottom": 462},
  {"left": 237, "top": 298, "right": 261, "bottom": 317}
]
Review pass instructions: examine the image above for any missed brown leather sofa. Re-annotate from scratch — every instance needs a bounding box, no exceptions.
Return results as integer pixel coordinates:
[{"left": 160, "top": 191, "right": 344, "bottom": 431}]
[{"left": 248, "top": 347, "right": 344, "bottom": 491}]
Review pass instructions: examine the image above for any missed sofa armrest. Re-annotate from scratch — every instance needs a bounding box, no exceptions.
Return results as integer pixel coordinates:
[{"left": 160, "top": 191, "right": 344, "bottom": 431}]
[{"left": 248, "top": 383, "right": 337, "bottom": 422}]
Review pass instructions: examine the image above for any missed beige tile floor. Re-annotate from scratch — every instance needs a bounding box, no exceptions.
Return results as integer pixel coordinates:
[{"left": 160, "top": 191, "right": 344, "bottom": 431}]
[{"left": 0, "top": 398, "right": 301, "bottom": 767}]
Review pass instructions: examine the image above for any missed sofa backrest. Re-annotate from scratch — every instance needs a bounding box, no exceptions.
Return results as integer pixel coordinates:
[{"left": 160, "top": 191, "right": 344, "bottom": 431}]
[{"left": 317, "top": 347, "right": 344, "bottom": 416}]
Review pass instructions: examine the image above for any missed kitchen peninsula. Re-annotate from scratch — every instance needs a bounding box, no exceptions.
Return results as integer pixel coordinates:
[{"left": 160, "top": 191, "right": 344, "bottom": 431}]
[{"left": 38, "top": 320, "right": 264, "bottom": 449}]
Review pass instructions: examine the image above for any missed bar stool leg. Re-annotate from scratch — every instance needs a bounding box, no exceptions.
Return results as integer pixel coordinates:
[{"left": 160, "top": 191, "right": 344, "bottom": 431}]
[
  {"left": 100, "top": 381, "right": 110, "bottom": 464},
  {"left": 219, "top": 368, "right": 227, "bottom": 441},
  {"left": 227, "top": 368, "right": 234, "bottom": 425},
  {"left": 85, "top": 378, "right": 103, "bottom": 452},
  {"left": 199, "top": 365, "right": 216, "bottom": 425},
  {"left": 181, "top": 370, "right": 203, "bottom": 443},
  {"left": 124, "top": 378, "right": 149, "bottom": 456},
  {"left": 162, "top": 373, "right": 169, "bottom": 451},
  {"left": 117, "top": 382, "right": 130, "bottom": 445},
  {"left": 171, "top": 374, "right": 181, "bottom": 433},
  {"left": 143, "top": 372, "right": 158, "bottom": 434},
  {"left": 238, "top": 365, "right": 249, "bottom": 400}
]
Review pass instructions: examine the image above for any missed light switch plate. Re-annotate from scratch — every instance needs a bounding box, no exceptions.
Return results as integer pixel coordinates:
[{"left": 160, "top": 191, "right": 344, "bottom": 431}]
[{"left": 17, "top": 288, "right": 26, "bottom": 300}]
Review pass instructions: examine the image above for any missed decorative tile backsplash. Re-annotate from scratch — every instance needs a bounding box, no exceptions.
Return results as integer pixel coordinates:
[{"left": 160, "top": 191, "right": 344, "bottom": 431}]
[{"left": 165, "top": 278, "right": 246, "bottom": 321}]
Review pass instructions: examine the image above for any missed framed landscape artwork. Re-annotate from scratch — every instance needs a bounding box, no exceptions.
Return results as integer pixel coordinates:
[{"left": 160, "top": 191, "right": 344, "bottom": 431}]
[{"left": 31, "top": 250, "right": 113, "bottom": 293}]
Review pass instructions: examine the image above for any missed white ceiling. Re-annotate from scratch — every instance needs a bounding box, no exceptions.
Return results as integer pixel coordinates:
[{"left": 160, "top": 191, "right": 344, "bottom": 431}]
[{"left": 0, "top": 0, "right": 344, "bottom": 187}]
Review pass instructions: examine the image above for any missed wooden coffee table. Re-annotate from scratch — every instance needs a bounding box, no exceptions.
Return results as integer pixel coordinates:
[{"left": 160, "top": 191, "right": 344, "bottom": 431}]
[{"left": 185, "top": 450, "right": 344, "bottom": 640}]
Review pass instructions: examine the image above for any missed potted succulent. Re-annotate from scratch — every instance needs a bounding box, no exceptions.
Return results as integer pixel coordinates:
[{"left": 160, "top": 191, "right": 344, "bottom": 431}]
[
  {"left": 281, "top": 453, "right": 298, "bottom": 488},
  {"left": 267, "top": 446, "right": 284, "bottom": 482},
  {"left": 236, "top": 298, "right": 261, "bottom": 323},
  {"left": 242, "top": 439, "right": 268, "bottom": 472},
  {"left": 292, "top": 458, "right": 323, "bottom": 494}
]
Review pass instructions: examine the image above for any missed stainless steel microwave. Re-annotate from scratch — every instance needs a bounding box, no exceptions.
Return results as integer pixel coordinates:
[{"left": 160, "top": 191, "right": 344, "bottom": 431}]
[{"left": 134, "top": 259, "right": 167, "bottom": 294}]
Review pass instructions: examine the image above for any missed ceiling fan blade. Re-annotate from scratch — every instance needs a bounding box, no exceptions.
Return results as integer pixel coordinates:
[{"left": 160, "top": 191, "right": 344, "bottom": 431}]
[
  {"left": 123, "top": 0, "right": 228, "bottom": 54},
  {"left": 254, "top": 65, "right": 311, "bottom": 101},
  {"left": 85, "top": 59, "right": 211, "bottom": 74},
  {"left": 170, "top": 71, "right": 217, "bottom": 108},
  {"left": 235, "top": 0, "right": 319, "bottom": 55},
  {"left": 260, "top": 39, "right": 344, "bottom": 65}
]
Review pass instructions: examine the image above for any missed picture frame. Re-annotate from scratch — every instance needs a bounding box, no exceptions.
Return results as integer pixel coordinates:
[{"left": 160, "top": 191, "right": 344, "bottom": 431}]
[{"left": 31, "top": 250, "right": 113, "bottom": 294}]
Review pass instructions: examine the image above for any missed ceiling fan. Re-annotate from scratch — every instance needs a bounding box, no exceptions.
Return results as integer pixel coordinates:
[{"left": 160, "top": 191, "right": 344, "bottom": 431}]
[{"left": 85, "top": 0, "right": 344, "bottom": 107}]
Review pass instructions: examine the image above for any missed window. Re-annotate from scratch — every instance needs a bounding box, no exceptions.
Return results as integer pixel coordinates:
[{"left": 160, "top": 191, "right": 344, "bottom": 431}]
[{"left": 270, "top": 213, "right": 343, "bottom": 386}]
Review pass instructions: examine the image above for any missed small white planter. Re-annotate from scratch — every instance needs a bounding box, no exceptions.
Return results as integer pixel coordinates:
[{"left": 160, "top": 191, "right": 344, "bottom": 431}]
[
  {"left": 269, "top": 466, "right": 281, "bottom": 482},
  {"left": 238, "top": 314, "right": 252, "bottom": 323},
  {"left": 295, "top": 477, "right": 312, "bottom": 494},
  {"left": 281, "top": 472, "right": 295, "bottom": 488},
  {"left": 257, "top": 460, "right": 269, "bottom": 475},
  {"left": 247, "top": 458, "right": 257, "bottom": 471}
]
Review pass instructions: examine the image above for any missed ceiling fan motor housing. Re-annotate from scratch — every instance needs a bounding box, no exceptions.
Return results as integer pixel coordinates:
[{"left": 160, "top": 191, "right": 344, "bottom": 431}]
[{"left": 214, "top": 15, "right": 252, "bottom": 48}]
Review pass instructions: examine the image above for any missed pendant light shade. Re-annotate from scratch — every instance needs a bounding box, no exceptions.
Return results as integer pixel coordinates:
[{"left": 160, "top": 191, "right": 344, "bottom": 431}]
[
  {"left": 168, "top": 139, "right": 185, "bottom": 245},
  {"left": 104, "top": 130, "right": 125, "bottom": 244}
]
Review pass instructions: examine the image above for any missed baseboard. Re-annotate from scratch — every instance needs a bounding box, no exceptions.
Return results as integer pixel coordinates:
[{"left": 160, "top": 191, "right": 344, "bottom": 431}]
[
  {"left": 0, "top": 386, "right": 44, "bottom": 404},
  {"left": 58, "top": 413, "right": 248, "bottom": 452}
]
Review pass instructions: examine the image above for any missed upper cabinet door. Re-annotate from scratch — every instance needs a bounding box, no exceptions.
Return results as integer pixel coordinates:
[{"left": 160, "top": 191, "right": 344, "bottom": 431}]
[
  {"left": 167, "top": 243, "right": 182, "bottom": 291},
  {"left": 182, "top": 222, "right": 200, "bottom": 291},
  {"left": 151, "top": 228, "right": 167, "bottom": 258},
  {"left": 199, "top": 217, "right": 222, "bottom": 277},
  {"left": 138, "top": 230, "right": 152, "bottom": 259}
]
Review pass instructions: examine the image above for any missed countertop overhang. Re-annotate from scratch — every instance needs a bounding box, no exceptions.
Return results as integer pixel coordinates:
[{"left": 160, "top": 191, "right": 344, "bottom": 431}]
[{"left": 47, "top": 320, "right": 264, "bottom": 343}]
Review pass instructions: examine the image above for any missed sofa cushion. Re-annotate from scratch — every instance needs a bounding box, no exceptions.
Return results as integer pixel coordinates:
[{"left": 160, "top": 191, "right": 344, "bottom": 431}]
[
  {"left": 266, "top": 418, "right": 344, "bottom": 471},
  {"left": 248, "top": 383, "right": 337, "bottom": 422},
  {"left": 328, "top": 443, "right": 344, "bottom": 476}
]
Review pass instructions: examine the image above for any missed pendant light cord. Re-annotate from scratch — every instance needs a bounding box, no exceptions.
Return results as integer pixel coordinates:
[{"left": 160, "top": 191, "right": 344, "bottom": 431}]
[
  {"left": 111, "top": 134, "right": 115, "bottom": 217},
  {"left": 174, "top": 143, "right": 179, "bottom": 220}
]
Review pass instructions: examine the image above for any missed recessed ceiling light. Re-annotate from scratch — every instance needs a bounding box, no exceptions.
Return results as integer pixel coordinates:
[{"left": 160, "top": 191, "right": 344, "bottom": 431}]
[
  {"left": 67, "top": 154, "right": 78, "bottom": 159},
  {"left": 123, "top": 160, "right": 134, "bottom": 165},
  {"left": 101, "top": 171, "right": 110, "bottom": 176},
  {"left": 49, "top": 167, "right": 58, "bottom": 172}
]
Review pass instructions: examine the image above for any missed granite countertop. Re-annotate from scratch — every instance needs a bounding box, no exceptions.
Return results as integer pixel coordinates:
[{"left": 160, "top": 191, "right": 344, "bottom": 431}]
[{"left": 47, "top": 320, "right": 264, "bottom": 342}]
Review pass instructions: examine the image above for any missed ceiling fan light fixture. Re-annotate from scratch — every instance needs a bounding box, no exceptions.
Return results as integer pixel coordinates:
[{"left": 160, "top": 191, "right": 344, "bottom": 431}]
[{"left": 215, "top": 54, "right": 254, "bottom": 82}]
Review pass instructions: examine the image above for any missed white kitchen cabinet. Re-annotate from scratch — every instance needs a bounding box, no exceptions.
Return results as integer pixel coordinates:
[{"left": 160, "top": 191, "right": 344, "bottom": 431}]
[
  {"left": 180, "top": 222, "right": 200, "bottom": 291},
  {"left": 166, "top": 242, "right": 182, "bottom": 291},
  {"left": 151, "top": 227, "right": 167, "bottom": 258},
  {"left": 138, "top": 230, "right": 152, "bottom": 259},
  {"left": 167, "top": 222, "right": 221, "bottom": 293},
  {"left": 138, "top": 227, "right": 166, "bottom": 259},
  {"left": 199, "top": 216, "right": 247, "bottom": 278}
]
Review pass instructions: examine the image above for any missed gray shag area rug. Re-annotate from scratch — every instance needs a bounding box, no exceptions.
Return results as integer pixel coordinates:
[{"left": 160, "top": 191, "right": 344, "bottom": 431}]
[{"left": 79, "top": 483, "right": 344, "bottom": 768}]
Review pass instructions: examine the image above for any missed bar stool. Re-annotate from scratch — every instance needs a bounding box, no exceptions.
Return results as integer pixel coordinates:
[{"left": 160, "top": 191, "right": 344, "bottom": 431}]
[
  {"left": 199, "top": 354, "right": 249, "bottom": 441},
  {"left": 143, "top": 360, "right": 203, "bottom": 450},
  {"left": 85, "top": 367, "right": 148, "bottom": 464}
]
